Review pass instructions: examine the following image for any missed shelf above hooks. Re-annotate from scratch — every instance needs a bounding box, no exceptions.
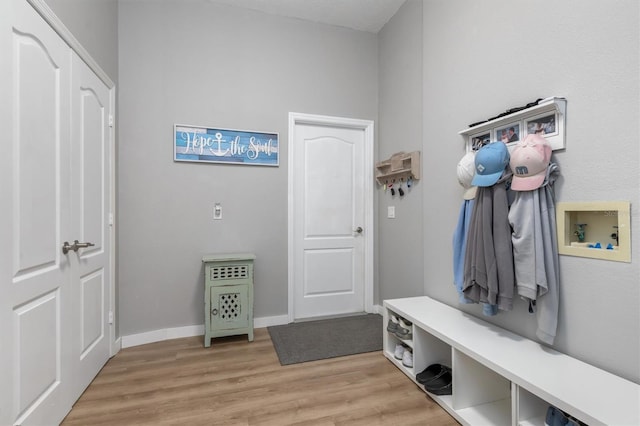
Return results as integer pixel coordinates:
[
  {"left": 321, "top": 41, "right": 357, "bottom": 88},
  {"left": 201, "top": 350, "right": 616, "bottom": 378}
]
[
  {"left": 375, "top": 151, "right": 421, "bottom": 186},
  {"left": 459, "top": 97, "right": 567, "bottom": 152}
]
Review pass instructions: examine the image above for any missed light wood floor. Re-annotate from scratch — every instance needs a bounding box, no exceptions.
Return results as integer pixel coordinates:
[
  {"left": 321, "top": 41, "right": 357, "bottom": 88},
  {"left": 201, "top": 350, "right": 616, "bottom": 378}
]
[{"left": 62, "top": 328, "right": 458, "bottom": 425}]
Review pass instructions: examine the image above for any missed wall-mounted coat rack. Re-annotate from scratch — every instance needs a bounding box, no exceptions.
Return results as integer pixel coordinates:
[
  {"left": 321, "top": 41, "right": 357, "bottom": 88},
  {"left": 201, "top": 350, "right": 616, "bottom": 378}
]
[
  {"left": 375, "top": 151, "right": 421, "bottom": 186},
  {"left": 459, "top": 97, "right": 567, "bottom": 152}
]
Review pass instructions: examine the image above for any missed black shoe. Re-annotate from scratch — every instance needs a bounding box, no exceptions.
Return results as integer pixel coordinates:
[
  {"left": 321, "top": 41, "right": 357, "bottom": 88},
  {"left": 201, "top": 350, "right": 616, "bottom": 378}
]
[
  {"left": 416, "top": 364, "right": 451, "bottom": 385},
  {"left": 423, "top": 369, "right": 452, "bottom": 396},
  {"left": 425, "top": 380, "right": 452, "bottom": 396}
]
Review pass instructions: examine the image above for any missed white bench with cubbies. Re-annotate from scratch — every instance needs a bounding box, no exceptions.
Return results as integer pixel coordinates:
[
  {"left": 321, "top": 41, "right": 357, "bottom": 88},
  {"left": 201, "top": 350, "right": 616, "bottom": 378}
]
[{"left": 383, "top": 296, "right": 640, "bottom": 426}]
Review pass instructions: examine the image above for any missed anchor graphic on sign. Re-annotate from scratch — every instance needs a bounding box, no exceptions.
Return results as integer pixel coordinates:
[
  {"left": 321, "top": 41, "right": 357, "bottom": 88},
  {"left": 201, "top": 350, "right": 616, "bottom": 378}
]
[{"left": 211, "top": 132, "right": 229, "bottom": 156}]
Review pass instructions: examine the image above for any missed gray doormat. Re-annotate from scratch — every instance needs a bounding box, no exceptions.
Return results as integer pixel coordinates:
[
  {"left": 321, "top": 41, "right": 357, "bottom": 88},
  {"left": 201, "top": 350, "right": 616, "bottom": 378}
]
[{"left": 267, "top": 314, "right": 383, "bottom": 365}]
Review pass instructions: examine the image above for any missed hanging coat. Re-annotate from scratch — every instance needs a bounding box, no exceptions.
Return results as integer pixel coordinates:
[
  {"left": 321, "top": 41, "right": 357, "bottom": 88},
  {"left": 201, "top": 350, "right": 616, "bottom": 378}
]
[
  {"left": 508, "top": 163, "right": 560, "bottom": 344},
  {"left": 453, "top": 199, "right": 475, "bottom": 304},
  {"left": 463, "top": 171, "right": 515, "bottom": 313}
]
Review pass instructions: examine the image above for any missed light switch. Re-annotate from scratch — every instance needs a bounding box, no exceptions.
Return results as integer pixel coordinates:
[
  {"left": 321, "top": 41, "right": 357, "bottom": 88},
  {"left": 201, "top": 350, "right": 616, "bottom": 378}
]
[
  {"left": 387, "top": 206, "right": 396, "bottom": 219},
  {"left": 214, "top": 203, "right": 222, "bottom": 220}
]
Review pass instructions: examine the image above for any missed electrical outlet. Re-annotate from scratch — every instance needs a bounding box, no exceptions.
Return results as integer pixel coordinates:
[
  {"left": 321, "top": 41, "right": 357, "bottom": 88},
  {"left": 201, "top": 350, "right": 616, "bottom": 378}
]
[{"left": 214, "top": 203, "right": 222, "bottom": 220}]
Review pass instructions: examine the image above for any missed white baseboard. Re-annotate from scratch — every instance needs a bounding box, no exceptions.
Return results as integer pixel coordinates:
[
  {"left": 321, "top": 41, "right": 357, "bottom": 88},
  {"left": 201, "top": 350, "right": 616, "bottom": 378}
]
[
  {"left": 255, "top": 314, "right": 289, "bottom": 328},
  {"left": 121, "top": 324, "right": 204, "bottom": 348},
  {"left": 110, "top": 337, "right": 122, "bottom": 357},
  {"left": 120, "top": 314, "right": 291, "bottom": 349},
  {"left": 120, "top": 310, "right": 382, "bottom": 349}
]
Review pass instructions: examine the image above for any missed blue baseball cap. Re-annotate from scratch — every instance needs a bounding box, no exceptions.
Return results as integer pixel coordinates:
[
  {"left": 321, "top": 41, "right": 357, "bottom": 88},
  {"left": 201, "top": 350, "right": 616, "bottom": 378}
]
[{"left": 471, "top": 142, "right": 510, "bottom": 187}]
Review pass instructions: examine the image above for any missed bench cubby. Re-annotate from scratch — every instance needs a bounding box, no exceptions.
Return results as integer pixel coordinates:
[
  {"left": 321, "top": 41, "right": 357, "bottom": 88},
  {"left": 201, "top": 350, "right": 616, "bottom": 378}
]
[{"left": 383, "top": 296, "right": 640, "bottom": 426}]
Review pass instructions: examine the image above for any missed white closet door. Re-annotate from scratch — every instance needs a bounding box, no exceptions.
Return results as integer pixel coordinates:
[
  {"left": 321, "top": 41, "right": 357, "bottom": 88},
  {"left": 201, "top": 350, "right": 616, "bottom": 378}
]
[
  {"left": 68, "top": 52, "right": 112, "bottom": 404},
  {"left": 1, "top": 0, "right": 74, "bottom": 424},
  {"left": 0, "top": 1, "right": 114, "bottom": 424}
]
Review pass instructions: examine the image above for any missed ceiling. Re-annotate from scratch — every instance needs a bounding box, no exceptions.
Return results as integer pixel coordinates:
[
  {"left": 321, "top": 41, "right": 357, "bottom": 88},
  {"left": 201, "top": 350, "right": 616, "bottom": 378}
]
[{"left": 205, "top": 0, "right": 406, "bottom": 33}]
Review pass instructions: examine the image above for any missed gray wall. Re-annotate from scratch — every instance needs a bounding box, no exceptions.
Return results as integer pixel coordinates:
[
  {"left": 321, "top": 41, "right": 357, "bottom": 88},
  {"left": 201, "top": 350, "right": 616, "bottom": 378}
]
[
  {"left": 43, "top": 0, "right": 639, "bottom": 385},
  {"left": 117, "top": 0, "right": 378, "bottom": 335},
  {"left": 420, "top": 0, "right": 639, "bottom": 383},
  {"left": 377, "top": 0, "right": 424, "bottom": 301},
  {"left": 44, "top": 0, "right": 118, "bottom": 82}
]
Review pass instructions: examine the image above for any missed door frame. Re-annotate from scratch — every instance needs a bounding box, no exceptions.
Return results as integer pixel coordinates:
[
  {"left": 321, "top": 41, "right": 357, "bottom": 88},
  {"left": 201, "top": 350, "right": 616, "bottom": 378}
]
[
  {"left": 287, "top": 112, "right": 374, "bottom": 323},
  {"left": 28, "top": 0, "right": 118, "bottom": 356}
]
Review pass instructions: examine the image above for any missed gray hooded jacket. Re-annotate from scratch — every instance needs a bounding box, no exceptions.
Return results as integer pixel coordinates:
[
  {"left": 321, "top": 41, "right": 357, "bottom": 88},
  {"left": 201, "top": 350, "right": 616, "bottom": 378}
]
[
  {"left": 508, "top": 163, "right": 560, "bottom": 344},
  {"left": 463, "top": 170, "right": 515, "bottom": 312}
]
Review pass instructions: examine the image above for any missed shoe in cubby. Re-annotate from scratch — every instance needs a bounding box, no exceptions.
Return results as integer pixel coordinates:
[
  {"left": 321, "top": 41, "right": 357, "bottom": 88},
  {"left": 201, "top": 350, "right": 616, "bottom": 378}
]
[{"left": 402, "top": 348, "right": 413, "bottom": 368}]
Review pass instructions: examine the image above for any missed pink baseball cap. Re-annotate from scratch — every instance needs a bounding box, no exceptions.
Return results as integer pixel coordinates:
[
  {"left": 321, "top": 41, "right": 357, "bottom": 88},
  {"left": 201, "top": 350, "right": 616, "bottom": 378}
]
[{"left": 509, "top": 134, "right": 552, "bottom": 191}]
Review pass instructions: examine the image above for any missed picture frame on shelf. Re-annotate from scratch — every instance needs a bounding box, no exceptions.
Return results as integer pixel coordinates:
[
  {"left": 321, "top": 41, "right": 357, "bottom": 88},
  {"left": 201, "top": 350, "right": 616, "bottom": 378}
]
[
  {"left": 470, "top": 132, "right": 491, "bottom": 152},
  {"left": 495, "top": 122, "right": 521, "bottom": 145},
  {"left": 525, "top": 112, "right": 559, "bottom": 138}
]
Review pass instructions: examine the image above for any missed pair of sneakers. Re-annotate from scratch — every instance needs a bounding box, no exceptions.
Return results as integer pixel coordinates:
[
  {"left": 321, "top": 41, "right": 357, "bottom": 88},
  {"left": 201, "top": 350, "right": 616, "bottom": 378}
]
[
  {"left": 394, "top": 344, "right": 413, "bottom": 367},
  {"left": 387, "top": 314, "right": 412, "bottom": 340}
]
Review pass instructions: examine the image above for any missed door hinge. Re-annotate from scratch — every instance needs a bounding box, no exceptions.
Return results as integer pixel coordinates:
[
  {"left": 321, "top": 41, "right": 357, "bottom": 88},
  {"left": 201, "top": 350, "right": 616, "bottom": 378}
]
[
  {"left": 109, "top": 115, "right": 114, "bottom": 128},
  {"left": 108, "top": 311, "right": 114, "bottom": 324},
  {"left": 109, "top": 213, "right": 114, "bottom": 226}
]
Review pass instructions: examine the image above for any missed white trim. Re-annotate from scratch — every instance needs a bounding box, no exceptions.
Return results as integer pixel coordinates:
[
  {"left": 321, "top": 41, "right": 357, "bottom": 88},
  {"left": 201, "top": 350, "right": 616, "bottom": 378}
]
[
  {"left": 109, "top": 87, "right": 118, "bottom": 358},
  {"left": 287, "top": 112, "right": 375, "bottom": 323},
  {"left": 120, "top": 315, "right": 290, "bottom": 349},
  {"left": 372, "top": 304, "right": 384, "bottom": 315},
  {"left": 255, "top": 314, "right": 290, "bottom": 328},
  {"left": 112, "top": 337, "right": 122, "bottom": 355},
  {"left": 26, "top": 0, "right": 114, "bottom": 89},
  {"left": 122, "top": 325, "right": 205, "bottom": 349}
]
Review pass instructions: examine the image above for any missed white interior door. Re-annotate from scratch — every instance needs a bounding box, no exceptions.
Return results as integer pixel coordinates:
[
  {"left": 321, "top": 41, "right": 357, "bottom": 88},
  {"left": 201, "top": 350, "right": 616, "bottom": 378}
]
[
  {"left": 1, "top": 0, "right": 74, "bottom": 424},
  {"left": 68, "top": 53, "right": 112, "bottom": 401},
  {"left": 0, "top": 1, "right": 113, "bottom": 424},
  {"left": 288, "top": 113, "right": 374, "bottom": 321}
]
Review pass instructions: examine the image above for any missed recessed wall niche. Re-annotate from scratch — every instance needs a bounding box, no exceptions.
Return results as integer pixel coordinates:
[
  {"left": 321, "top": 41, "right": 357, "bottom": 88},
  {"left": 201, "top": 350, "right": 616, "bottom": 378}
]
[{"left": 556, "top": 201, "right": 631, "bottom": 262}]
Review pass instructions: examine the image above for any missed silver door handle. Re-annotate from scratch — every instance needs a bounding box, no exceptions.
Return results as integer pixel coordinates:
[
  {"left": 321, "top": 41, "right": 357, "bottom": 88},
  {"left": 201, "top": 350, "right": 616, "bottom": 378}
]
[
  {"left": 355, "top": 227, "right": 363, "bottom": 234},
  {"left": 62, "top": 240, "right": 95, "bottom": 254}
]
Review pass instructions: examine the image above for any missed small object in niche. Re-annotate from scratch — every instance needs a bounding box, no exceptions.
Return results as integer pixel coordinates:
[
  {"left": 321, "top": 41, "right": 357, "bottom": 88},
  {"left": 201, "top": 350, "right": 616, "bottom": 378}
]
[
  {"left": 587, "top": 242, "right": 602, "bottom": 249},
  {"left": 574, "top": 223, "right": 587, "bottom": 242},
  {"left": 606, "top": 243, "right": 614, "bottom": 250},
  {"left": 610, "top": 225, "right": 619, "bottom": 245}
]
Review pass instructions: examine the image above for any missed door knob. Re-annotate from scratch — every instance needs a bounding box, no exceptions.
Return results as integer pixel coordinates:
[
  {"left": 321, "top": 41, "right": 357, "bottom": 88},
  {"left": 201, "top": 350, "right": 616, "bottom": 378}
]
[
  {"left": 355, "top": 226, "right": 363, "bottom": 234},
  {"left": 62, "top": 240, "right": 95, "bottom": 254},
  {"left": 73, "top": 240, "right": 95, "bottom": 250}
]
